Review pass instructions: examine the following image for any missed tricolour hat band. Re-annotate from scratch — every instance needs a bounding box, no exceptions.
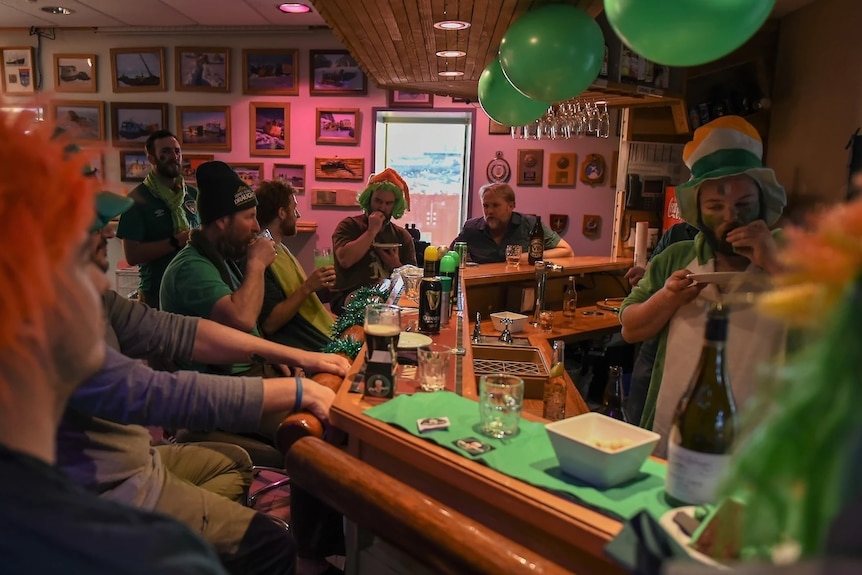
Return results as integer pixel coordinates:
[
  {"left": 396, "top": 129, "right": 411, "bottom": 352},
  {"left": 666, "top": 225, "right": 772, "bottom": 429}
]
[{"left": 689, "top": 148, "right": 763, "bottom": 180}]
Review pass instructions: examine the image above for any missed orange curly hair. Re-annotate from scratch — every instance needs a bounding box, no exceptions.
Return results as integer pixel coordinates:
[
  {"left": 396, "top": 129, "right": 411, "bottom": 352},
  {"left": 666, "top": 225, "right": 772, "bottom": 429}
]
[{"left": 0, "top": 109, "right": 98, "bottom": 350}]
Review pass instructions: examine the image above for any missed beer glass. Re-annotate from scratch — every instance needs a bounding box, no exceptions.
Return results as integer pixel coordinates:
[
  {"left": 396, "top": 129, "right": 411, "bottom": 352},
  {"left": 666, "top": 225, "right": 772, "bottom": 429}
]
[
  {"left": 417, "top": 343, "right": 451, "bottom": 392},
  {"left": 479, "top": 374, "right": 524, "bottom": 438},
  {"left": 313, "top": 247, "right": 334, "bottom": 268},
  {"left": 505, "top": 245, "right": 522, "bottom": 267},
  {"left": 364, "top": 304, "right": 401, "bottom": 364}
]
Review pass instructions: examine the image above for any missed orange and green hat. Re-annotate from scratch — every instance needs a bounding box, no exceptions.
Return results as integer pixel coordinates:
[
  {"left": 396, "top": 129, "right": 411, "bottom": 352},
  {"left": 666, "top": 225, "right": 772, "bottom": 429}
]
[
  {"left": 677, "top": 115, "right": 786, "bottom": 227},
  {"left": 357, "top": 167, "right": 411, "bottom": 219}
]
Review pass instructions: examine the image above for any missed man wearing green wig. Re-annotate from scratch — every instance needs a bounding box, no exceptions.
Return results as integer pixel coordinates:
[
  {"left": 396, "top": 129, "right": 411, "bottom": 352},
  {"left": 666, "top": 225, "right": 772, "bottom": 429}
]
[
  {"left": 620, "top": 116, "right": 788, "bottom": 457},
  {"left": 331, "top": 168, "right": 417, "bottom": 314}
]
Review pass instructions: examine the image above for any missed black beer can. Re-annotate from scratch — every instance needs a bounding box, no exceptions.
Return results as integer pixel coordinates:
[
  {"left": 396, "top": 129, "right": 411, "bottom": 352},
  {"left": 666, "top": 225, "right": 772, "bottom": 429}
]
[{"left": 418, "top": 277, "right": 442, "bottom": 334}]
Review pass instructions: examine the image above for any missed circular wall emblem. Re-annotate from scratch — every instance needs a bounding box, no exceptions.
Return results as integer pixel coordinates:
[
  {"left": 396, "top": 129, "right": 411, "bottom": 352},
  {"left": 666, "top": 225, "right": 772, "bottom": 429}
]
[{"left": 486, "top": 152, "right": 511, "bottom": 183}]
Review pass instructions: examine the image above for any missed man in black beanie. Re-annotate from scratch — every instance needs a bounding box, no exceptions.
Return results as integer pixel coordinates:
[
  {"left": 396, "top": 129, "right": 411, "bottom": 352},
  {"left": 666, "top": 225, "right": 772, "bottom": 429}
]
[{"left": 161, "top": 161, "right": 346, "bottom": 574}]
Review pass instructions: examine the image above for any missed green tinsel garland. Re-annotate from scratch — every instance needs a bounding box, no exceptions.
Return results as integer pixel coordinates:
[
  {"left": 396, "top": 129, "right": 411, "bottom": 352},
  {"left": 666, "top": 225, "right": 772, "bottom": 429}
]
[
  {"left": 329, "top": 285, "right": 392, "bottom": 339},
  {"left": 321, "top": 337, "right": 363, "bottom": 360}
]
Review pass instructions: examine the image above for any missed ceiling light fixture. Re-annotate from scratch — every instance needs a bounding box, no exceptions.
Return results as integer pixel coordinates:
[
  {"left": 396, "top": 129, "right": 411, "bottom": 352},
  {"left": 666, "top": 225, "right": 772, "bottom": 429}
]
[
  {"left": 277, "top": 2, "right": 311, "bottom": 13},
  {"left": 435, "top": 50, "right": 466, "bottom": 58},
  {"left": 433, "top": 20, "right": 470, "bottom": 30},
  {"left": 438, "top": 70, "right": 464, "bottom": 77},
  {"left": 41, "top": 6, "right": 74, "bottom": 15}
]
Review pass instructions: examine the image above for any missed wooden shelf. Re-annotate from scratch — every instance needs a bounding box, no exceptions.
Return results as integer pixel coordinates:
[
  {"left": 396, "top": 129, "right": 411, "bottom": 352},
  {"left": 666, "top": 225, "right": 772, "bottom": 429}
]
[{"left": 297, "top": 221, "right": 317, "bottom": 233}]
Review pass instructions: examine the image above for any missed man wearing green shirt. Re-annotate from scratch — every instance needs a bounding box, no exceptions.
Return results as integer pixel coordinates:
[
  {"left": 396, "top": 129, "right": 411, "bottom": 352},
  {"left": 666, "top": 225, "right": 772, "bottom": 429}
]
[{"left": 117, "top": 130, "right": 199, "bottom": 308}]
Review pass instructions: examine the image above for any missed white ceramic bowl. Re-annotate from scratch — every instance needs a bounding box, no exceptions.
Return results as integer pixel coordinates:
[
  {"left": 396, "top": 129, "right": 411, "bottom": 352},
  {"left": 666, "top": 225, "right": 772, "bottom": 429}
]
[
  {"left": 490, "top": 311, "right": 528, "bottom": 333},
  {"left": 545, "top": 412, "right": 660, "bottom": 488}
]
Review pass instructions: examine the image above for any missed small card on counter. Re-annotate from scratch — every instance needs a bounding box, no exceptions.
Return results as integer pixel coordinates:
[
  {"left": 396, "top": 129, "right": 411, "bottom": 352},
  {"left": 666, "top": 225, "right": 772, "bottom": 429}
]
[
  {"left": 417, "top": 417, "right": 450, "bottom": 433},
  {"left": 453, "top": 437, "right": 495, "bottom": 456}
]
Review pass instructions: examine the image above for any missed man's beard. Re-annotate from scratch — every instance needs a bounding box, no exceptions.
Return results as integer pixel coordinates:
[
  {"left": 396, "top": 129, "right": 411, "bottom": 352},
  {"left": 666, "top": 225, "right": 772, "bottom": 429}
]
[
  {"left": 92, "top": 239, "right": 110, "bottom": 272},
  {"left": 155, "top": 157, "right": 180, "bottom": 179},
  {"left": 217, "top": 234, "right": 250, "bottom": 260},
  {"left": 280, "top": 218, "right": 297, "bottom": 238}
]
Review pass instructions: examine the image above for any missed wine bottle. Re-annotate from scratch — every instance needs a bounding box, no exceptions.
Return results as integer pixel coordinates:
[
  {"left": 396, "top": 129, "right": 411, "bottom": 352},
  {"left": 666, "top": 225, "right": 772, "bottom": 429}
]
[
  {"left": 563, "top": 275, "right": 578, "bottom": 318},
  {"left": 543, "top": 340, "right": 566, "bottom": 421},
  {"left": 665, "top": 302, "right": 738, "bottom": 505},
  {"left": 528, "top": 216, "right": 544, "bottom": 264},
  {"left": 595, "top": 365, "right": 628, "bottom": 422}
]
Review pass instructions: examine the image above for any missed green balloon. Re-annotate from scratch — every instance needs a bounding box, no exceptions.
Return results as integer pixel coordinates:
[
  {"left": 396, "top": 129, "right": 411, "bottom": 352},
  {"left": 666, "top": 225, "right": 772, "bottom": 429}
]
[
  {"left": 499, "top": 4, "right": 604, "bottom": 103},
  {"left": 604, "top": 0, "right": 775, "bottom": 66},
  {"left": 478, "top": 59, "right": 549, "bottom": 127}
]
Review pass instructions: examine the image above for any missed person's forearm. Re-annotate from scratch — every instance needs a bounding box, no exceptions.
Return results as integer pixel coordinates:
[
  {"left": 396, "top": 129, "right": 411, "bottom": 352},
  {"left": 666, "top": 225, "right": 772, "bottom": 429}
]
[
  {"left": 261, "top": 283, "right": 311, "bottom": 335},
  {"left": 210, "top": 263, "right": 266, "bottom": 332},
  {"left": 620, "top": 289, "right": 681, "bottom": 343},
  {"left": 544, "top": 246, "right": 573, "bottom": 259},
  {"left": 336, "top": 229, "right": 375, "bottom": 269},
  {"left": 192, "top": 318, "right": 312, "bottom": 366},
  {"left": 123, "top": 238, "right": 176, "bottom": 267},
  {"left": 261, "top": 377, "right": 301, "bottom": 413}
]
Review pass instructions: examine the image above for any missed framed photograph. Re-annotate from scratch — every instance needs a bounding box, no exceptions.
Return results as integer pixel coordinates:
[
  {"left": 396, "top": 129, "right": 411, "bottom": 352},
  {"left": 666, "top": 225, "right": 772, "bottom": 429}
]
[
  {"left": 84, "top": 151, "right": 105, "bottom": 181},
  {"left": 548, "top": 152, "right": 577, "bottom": 187},
  {"left": 110, "top": 102, "right": 168, "bottom": 148},
  {"left": 110, "top": 48, "right": 166, "bottom": 92},
  {"left": 316, "top": 108, "right": 359, "bottom": 145},
  {"left": 249, "top": 101, "right": 289, "bottom": 156},
  {"left": 272, "top": 163, "right": 306, "bottom": 194},
  {"left": 119, "top": 150, "right": 150, "bottom": 183},
  {"left": 51, "top": 100, "right": 104, "bottom": 142},
  {"left": 53, "top": 53, "right": 96, "bottom": 93},
  {"left": 175, "top": 47, "right": 229, "bottom": 92},
  {"left": 488, "top": 119, "right": 511, "bottom": 135},
  {"left": 242, "top": 49, "right": 299, "bottom": 96},
  {"left": 176, "top": 106, "right": 231, "bottom": 151},
  {"left": 309, "top": 50, "right": 366, "bottom": 96},
  {"left": 229, "top": 163, "right": 264, "bottom": 189},
  {"left": 1, "top": 47, "right": 35, "bottom": 95},
  {"left": 517, "top": 149, "right": 544, "bottom": 187},
  {"left": 387, "top": 90, "right": 433, "bottom": 108},
  {"left": 181, "top": 154, "right": 214, "bottom": 185},
  {"left": 314, "top": 157, "right": 364, "bottom": 181}
]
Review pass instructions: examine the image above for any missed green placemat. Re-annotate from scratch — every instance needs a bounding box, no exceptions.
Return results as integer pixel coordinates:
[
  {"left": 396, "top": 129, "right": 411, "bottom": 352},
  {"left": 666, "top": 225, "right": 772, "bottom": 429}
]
[{"left": 364, "top": 391, "right": 674, "bottom": 522}]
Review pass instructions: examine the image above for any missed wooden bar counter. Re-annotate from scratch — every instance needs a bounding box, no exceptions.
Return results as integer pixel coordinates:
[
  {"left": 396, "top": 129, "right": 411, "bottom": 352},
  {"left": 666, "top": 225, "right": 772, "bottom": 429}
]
[{"left": 330, "top": 257, "right": 633, "bottom": 574}]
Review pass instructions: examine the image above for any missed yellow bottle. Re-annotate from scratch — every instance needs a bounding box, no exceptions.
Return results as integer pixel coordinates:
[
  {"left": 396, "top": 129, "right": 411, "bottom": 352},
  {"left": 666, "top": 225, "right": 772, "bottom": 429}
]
[
  {"left": 423, "top": 245, "right": 439, "bottom": 277},
  {"left": 543, "top": 340, "right": 567, "bottom": 421}
]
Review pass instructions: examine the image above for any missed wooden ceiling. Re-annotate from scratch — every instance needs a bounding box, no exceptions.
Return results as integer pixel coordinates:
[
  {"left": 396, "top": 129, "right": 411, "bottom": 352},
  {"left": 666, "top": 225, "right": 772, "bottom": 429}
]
[{"left": 313, "top": 0, "right": 604, "bottom": 101}]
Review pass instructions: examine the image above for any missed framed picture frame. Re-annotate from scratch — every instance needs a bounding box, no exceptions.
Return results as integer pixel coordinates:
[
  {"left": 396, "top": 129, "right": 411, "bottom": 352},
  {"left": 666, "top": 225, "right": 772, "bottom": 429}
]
[
  {"left": 387, "top": 90, "right": 433, "bottom": 108},
  {"left": 229, "top": 163, "right": 264, "bottom": 189},
  {"left": 316, "top": 108, "right": 359, "bottom": 145},
  {"left": 176, "top": 106, "right": 231, "bottom": 151},
  {"left": 82, "top": 150, "right": 105, "bottom": 181},
  {"left": 249, "top": 101, "right": 289, "bottom": 156},
  {"left": 309, "top": 50, "right": 367, "bottom": 96},
  {"left": 1, "top": 47, "right": 35, "bottom": 95},
  {"left": 314, "top": 157, "right": 365, "bottom": 181},
  {"left": 548, "top": 152, "right": 577, "bottom": 187},
  {"left": 119, "top": 150, "right": 150, "bottom": 183},
  {"left": 582, "top": 214, "right": 602, "bottom": 237},
  {"left": 516, "top": 149, "right": 544, "bottom": 187},
  {"left": 51, "top": 100, "right": 104, "bottom": 142},
  {"left": 272, "top": 163, "right": 306, "bottom": 194},
  {"left": 110, "top": 47, "right": 166, "bottom": 92},
  {"left": 110, "top": 102, "right": 168, "bottom": 148},
  {"left": 242, "top": 49, "right": 299, "bottom": 96},
  {"left": 488, "top": 119, "right": 511, "bottom": 135},
  {"left": 53, "top": 53, "right": 96, "bottom": 93},
  {"left": 180, "top": 154, "right": 214, "bottom": 185},
  {"left": 175, "top": 47, "right": 229, "bottom": 92}
]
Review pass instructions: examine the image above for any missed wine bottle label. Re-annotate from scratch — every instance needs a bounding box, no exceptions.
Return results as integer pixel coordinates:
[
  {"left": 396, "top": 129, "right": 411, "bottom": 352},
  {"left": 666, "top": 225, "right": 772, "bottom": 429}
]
[{"left": 665, "top": 442, "right": 731, "bottom": 505}]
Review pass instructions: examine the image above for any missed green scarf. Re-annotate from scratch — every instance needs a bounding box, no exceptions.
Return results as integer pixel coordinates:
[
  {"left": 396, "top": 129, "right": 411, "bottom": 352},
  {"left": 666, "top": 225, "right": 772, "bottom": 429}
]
[
  {"left": 144, "top": 171, "right": 190, "bottom": 234},
  {"left": 270, "top": 244, "right": 334, "bottom": 336}
]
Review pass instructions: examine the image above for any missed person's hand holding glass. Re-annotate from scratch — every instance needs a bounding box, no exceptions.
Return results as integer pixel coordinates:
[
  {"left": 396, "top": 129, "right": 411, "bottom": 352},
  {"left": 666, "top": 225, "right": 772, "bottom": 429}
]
[{"left": 310, "top": 247, "right": 336, "bottom": 291}]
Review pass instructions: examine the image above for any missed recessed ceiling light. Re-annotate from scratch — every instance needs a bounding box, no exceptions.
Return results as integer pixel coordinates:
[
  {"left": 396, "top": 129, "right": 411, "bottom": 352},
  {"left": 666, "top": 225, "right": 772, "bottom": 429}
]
[
  {"left": 435, "top": 50, "right": 466, "bottom": 58},
  {"left": 41, "top": 6, "right": 74, "bottom": 15},
  {"left": 277, "top": 2, "right": 311, "bottom": 13},
  {"left": 433, "top": 20, "right": 470, "bottom": 31},
  {"left": 438, "top": 71, "right": 465, "bottom": 77}
]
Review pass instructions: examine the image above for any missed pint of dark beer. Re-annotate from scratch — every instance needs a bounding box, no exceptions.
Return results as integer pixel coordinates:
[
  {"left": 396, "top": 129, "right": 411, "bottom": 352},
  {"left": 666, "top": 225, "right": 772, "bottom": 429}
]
[{"left": 363, "top": 304, "right": 401, "bottom": 398}]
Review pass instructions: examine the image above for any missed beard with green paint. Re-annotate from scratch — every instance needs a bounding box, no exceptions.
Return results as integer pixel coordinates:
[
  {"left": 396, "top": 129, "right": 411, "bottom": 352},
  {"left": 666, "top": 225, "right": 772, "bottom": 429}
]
[{"left": 697, "top": 175, "right": 764, "bottom": 257}]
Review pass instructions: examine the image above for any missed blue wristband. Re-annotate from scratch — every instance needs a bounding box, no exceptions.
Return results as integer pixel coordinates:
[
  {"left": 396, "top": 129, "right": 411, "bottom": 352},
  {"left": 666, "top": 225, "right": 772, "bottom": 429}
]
[{"left": 293, "top": 376, "right": 303, "bottom": 413}]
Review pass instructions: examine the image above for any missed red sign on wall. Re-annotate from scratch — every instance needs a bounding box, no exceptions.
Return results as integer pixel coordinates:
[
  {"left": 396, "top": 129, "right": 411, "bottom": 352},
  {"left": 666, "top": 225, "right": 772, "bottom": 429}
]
[{"left": 663, "top": 186, "right": 685, "bottom": 232}]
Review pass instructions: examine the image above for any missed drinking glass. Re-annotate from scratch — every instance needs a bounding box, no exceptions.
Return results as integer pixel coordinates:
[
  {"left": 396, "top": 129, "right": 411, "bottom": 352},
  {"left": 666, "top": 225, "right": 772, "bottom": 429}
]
[
  {"left": 364, "top": 304, "right": 401, "bottom": 363},
  {"left": 313, "top": 247, "right": 334, "bottom": 268},
  {"left": 539, "top": 310, "right": 555, "bottom": 332},
  {"left": 417, "top": 343, "right": 451, "bottom": 392},
  {"left": 257, "top": 228, "right": 273, "bottom": 241},
  {"left": 479, "top": 374, "right": 524, "bottom": 438},
  {"left": 505, "top": 245, "right": 522, "bottom": 267},
  {"left": 402, "top": 273, "right": 422, "bottom": 301}
]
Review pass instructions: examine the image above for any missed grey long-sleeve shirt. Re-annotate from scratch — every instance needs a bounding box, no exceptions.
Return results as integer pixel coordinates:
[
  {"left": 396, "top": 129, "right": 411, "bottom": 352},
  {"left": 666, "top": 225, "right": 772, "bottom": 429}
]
[{"left": 56, "top": 290, "right": 264, "bottom": 510}]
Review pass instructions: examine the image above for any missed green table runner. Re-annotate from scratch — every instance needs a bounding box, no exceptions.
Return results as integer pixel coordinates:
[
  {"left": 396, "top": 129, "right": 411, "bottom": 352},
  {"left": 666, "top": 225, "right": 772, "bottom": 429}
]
[{"left": 364, "top": 391, "right": 674, "bottom": 522}]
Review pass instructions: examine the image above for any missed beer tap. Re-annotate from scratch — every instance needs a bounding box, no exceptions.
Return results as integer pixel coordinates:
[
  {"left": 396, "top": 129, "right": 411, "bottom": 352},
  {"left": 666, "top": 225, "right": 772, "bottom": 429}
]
[
  {"left": 471, "top": 312, "right": 483, "bottom": 344},
  {"left": 498, "top": 318, "right": 514, "bottom": 344},
  {"left": 532, "top": 261, "right": 547, "bottom": 327}
]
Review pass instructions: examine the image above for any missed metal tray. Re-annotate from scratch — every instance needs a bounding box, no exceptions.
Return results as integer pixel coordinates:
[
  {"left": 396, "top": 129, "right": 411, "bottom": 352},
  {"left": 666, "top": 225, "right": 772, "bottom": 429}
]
[{"left": 471, "top": 345, "right": 549, "bottom": 399}]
